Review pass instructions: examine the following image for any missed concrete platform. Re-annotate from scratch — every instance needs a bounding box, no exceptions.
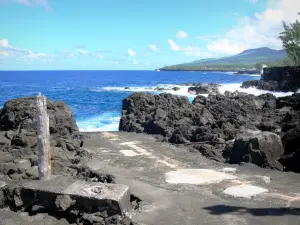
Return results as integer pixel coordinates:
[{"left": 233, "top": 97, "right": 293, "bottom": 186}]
[
  {"left": 81, "top": 131, "right": 300, "bottom": 225},
  {"left": 20, "top": 175, "right": 131, "bottom": 215}
]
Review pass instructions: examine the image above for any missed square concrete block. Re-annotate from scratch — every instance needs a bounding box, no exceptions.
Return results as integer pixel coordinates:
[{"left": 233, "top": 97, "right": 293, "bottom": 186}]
[{"left": 21, "top": 176, "right": 131, "bottom": 215}]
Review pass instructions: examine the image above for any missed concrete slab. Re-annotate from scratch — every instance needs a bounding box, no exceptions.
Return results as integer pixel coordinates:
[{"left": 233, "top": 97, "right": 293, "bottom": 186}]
[
  {"left": 65, "top": 180, "right": 130, "bottom": 213},
  {"left": 21, "top": 176, "right": 131, "bottom": 215}
]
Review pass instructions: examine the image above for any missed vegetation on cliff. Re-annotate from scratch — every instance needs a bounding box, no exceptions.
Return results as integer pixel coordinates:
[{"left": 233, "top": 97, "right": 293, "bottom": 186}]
[{"left": 279, "top": 19, "right": 300, "bottom": 66}]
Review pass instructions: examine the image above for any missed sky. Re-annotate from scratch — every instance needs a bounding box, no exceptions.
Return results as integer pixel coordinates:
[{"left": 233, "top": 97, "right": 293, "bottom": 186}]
[{"left": 0, "top": 0, "right": 299, "bottom": 70}]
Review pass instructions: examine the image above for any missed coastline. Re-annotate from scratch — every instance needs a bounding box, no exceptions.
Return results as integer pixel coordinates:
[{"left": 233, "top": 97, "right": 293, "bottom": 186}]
[{"left": 158, "top": 68, "right": 260, "bottom": 74}]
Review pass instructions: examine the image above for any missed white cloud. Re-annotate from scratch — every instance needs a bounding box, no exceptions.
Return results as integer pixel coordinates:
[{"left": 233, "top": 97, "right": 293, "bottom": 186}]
[
  {"left": 207, "top": 40, "right": 244, "bottom": 55},
  {"left": 133, "top": 60, "right": 137, "bottom": 65},
  {"left": 206, "top": 0, "right": 300, "bottom": 55},
  {"left": 78, "top": 49, "right": 88, "bottom": 56},
  {"left": 114, "top": 61, "right": 119, "bottom": 65},
  {"left": 168, "top": 40, "right": 181, "bottom": 51},
  {"left": 128, "top": 48, "right": 136, "bottom": 56},
  {"left": 0, "top": 38, "right": 53, "bottom": 61},
  {"left": 15, "top": 0, "right": 50, "bottom": 10},
  {"left": 168, "top": 39, "right": 208, "bottom": 57},
  {"left": 149, "top": 44, "right": 159, "bottom": 51},
  {"left": 0, "top": 39, "right": 9, "bottom": 47},
  {"left": 176, "top": 30, "right": 188, "bottom": 39},
  {"left": 248, "top": 0, "right": 258, "bottom": 3}
]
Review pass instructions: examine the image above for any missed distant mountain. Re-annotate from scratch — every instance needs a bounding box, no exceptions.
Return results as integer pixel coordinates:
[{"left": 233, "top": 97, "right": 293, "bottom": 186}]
[{"left": 161, "top": 47, "right": 288, "bottom": 71}]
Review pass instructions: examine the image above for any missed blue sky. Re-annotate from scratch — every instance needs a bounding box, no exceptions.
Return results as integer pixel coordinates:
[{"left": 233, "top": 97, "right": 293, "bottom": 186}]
[{"left": 0, "top": 0, "right": 299, "bottom": 70}]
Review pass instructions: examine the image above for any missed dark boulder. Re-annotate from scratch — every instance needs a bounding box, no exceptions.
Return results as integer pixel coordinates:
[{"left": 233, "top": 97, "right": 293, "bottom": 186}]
[
  {"left": 0, "top": 97, "right": 79, "bottom": 137},
  {"left": 228, "top": 130, "right": 284, "bottom": 170},
  {"left": 281, "top": 126, "right": 300, "bottom": 155},
  {"left": 119, "top": 92, "right": 200, "bottom": 143},
  {"left": 280, "top": 149, "right": 300, "bottom": 173},
  {"left": 276, "top": 93, "right": 300, "bottom": 110}
]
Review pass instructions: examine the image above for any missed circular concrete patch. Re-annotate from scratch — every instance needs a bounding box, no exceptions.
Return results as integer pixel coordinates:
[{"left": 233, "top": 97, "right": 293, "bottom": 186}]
[
  {"left": 223, "top": 185, "right": 268, "bottom": 199},
  {"left": 165, "top": 169, "right": 237, "bottom": 185}
]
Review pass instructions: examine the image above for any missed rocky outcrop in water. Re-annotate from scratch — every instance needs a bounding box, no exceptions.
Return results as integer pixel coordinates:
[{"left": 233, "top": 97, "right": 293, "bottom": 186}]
[
  {"left": 119, "top": 92, "right": 300, "bottom": 173},
  {"left": 241, "top": 66, "right": 300, "bottom": 92},
  {"left": 188, "top": 83, "right": 220, "bottom": 95}
]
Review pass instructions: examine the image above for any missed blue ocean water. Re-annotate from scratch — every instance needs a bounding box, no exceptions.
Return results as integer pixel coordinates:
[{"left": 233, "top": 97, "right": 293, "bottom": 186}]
[{"left": 0, "top": 70, "right": 263, "bottom": 131}]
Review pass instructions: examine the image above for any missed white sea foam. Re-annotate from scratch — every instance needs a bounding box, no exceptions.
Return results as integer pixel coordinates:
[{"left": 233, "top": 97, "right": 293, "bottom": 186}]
[
  {"left": 100, "top": 82, "right": 295, "bottom": 98},
  {"left": 218, "top": 83, "right": 295, "bottom": 97},
  {"left": 101, "top": 84, "right": 201, "bottom": 98},
  {"left": 77, "top": 113, "right": 120, "bottom": 132},
  {"left": 249, "top": 75, "right": 261, "bottom": 77}
]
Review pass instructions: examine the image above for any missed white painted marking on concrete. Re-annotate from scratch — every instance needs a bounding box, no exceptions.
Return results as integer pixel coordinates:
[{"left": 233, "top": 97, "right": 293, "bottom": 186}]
[
  {"left": 129, "top": 144, "right": 152, "bottom": 156},
  {"left": 165, "top": 169, "right": 237, "bottom": 185},
  {"left": 223, "top": 185, "right": 268, "bottom": 199},
  {"left": 120, "top": 141, "right": 140, "bottom": 145},
  {"left": 109, "top": 138, "right": 119, "bottom": 141},
  {"left": 156, "top": 160, "right": 177, "bottom": 169},
  {"left": 101, "top": 150, "right": 109, "bottom": 153},
  {"left": 102, "top": 132, "right": 119, "bottom": 138},
  {"left": 120, "top": 150, "right": 140, "bottom": 157},
  {"left": 221, "top": 167, "right": 237, "bottom": 173}
]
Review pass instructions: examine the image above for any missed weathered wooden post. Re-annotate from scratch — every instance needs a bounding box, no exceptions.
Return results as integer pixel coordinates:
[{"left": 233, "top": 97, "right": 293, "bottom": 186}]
[{"left": 36, "top": 92, "right": 51, "bottom": 180}]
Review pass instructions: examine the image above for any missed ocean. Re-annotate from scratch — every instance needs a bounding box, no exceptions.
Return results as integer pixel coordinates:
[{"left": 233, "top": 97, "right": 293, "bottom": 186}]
[{"left": 0, "top": 70, "right": 294, "bottom": 132}]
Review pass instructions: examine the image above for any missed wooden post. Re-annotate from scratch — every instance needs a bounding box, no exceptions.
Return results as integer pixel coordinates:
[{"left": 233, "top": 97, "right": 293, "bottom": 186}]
[{"left": 36, "top": 93, "right": 51, "bottom": 180}]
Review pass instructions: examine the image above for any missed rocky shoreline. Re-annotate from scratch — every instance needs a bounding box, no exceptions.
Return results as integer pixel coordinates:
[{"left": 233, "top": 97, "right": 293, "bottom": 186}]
[
  {"left": 0, "top": 97, "right": 135, "bottom": 225},
  {"left": 1, "top": 70, "right": 300, "bottom": 224},
  {"left": 119, "top": 91, "right": 300, "bottom": 173}
]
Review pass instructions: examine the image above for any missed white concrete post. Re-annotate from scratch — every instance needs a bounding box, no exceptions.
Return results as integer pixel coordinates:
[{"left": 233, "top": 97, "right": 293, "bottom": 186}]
[{"left": 36, "top": 93, "right": 51, "bottom": 180}]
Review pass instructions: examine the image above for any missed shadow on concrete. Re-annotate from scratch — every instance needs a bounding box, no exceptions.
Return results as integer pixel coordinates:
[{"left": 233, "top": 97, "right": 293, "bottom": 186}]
[{"left": 203, "top": 205, "right": 300, "bottom": 216}]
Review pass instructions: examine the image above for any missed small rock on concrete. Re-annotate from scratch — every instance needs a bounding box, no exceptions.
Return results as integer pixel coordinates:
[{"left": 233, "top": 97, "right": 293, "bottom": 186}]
[{"left": 55, "top": 195, "right": 75, "bottom": 211}]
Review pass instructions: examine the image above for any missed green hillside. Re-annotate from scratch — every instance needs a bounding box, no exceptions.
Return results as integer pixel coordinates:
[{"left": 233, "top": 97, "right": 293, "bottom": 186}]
[{"left": 160, "top": 47, "right": 289, "bottom": 71}]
